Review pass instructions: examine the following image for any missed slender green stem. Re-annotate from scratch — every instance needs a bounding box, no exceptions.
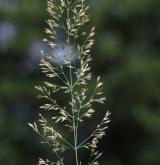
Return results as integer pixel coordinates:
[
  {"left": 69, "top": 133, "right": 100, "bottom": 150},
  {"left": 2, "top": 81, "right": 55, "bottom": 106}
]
[
  {"left": 66, "top": 6, "right": 79, "bottom": 164},
  {"left": 68, "top": 39, "right": 79, "bottom": 165}
]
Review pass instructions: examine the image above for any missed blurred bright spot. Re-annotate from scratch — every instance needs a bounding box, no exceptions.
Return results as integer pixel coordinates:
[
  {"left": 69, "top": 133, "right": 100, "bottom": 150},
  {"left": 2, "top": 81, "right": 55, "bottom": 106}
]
[
  {"left": 52, "top": 44, "right": 78, "bottom": 65},
  {"left": 0, "top": 22, "right": 16, "bottom": 52}
]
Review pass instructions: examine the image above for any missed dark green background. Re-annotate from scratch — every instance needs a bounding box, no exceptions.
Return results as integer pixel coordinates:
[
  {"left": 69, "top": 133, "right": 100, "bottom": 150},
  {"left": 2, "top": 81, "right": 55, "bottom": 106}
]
[{"left": 0, "top": 0, "right": 160, "bottom": 164}]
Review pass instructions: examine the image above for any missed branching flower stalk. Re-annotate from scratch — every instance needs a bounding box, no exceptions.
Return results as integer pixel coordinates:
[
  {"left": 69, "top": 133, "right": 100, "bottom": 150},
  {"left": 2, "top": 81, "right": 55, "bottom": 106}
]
[{"left": 29, "top": 0, "right": 110, "bottom": 165}]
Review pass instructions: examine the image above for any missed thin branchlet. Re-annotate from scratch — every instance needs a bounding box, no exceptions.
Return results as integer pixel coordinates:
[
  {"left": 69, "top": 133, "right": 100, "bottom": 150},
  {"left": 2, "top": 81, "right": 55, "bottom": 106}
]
[{"left": 29, "top": 0, "right": 110, "bottom": 165}]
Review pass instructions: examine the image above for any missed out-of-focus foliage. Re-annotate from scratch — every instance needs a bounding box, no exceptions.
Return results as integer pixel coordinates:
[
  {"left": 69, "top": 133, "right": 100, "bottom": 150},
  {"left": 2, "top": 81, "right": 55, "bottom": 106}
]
[
  {"left": 0, "top": 0, "right": 160, "bottom": 165},
  {"left": 90, "top": 0, "right": 160, "bottom": 165}
]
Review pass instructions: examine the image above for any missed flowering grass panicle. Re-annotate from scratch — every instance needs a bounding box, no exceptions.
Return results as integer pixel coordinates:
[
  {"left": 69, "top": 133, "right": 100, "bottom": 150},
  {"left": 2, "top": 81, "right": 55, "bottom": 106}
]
[{"left": 29, "top": 0, "right": 110, "bottom": 164}]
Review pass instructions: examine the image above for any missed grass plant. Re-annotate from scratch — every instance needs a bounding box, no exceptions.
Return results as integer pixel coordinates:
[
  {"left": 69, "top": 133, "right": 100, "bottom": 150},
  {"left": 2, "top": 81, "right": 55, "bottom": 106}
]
[{"left": 29, "top": 0, "right": 110, "bottom": 164}]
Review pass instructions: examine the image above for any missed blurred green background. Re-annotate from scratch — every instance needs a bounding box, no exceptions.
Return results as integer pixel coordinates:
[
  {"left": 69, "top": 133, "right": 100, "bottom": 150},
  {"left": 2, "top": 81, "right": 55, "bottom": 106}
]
[{"left": 0, "top": 0, "right": 160, "bottom": 165}]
